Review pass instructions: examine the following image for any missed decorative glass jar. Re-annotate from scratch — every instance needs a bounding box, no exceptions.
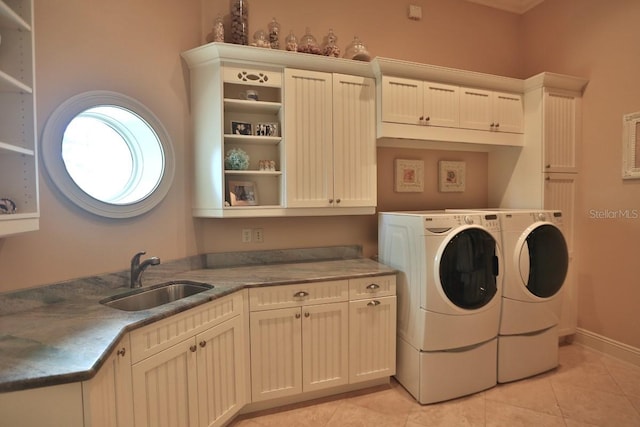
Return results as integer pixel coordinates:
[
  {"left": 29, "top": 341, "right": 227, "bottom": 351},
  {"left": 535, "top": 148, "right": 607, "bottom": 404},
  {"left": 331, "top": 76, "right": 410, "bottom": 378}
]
[
  {"left": 297, "top": 28, "right": 321, "bottom": 55},
  {"left": 322, "top": 29, "right": 340, "bottom": 57},
  {"left": 212, "top": 15, "right": 224, "bottom": 43},
  {"left": 285, "top": 31, "right": 298, "bottom": 52},
  {"left": 230, "top": 0, "right": 249, "bottom": 45},
  {"left": 268, "top": 18, "right": 280, "bottom": 49},
  {"left": 344, "top": 36, "right": 371, "bottom": 61}
]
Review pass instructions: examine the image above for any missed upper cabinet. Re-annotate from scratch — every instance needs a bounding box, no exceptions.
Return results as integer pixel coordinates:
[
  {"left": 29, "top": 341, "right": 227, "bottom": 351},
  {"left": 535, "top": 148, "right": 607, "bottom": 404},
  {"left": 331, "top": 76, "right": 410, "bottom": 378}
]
[
  {"left": 373, "top": 57, "right": 525, "bottom": 150},
  {"left": 181, "top": 43, "right": 376, "bottom": 218},
  {"left": 284, "top": 69, "right": 376, "bottom": 213},
  {"left": 0, "top": 0, "right": 38, "bottom": 236}
]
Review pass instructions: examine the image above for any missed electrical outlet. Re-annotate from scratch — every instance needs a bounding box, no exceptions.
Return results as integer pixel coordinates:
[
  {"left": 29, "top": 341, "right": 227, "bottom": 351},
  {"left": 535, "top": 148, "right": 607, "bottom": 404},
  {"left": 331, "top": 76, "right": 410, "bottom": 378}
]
[
  {"left": 253, "top": 228, "right": 264, "bottom": 243},
  {"left": 242, "top": 229, "right": 252, "bottom": 243},
  {"left": 408, "top": 4, "right": 422, "bottom": 20}
]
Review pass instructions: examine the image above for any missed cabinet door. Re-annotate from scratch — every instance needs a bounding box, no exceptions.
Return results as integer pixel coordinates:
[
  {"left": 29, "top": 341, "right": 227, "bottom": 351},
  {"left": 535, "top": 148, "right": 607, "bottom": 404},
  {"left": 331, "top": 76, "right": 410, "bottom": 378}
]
[
  {"left": 284, "top": 68, "right": 333, "bottom": 208},
  {"left": 544, "top": 90, "right": 579, "bottom": 172},
  {"left": 544, "top": 172, "right": 576, "bottom": 251},
  {"left": 380, "top": 76, "right": 423, "bottom": 125},
  {"left": 249, "top": 307, "right": 302, "bottom": 401},
  {"left": 332, "top": 74, "right": 377, "bottom": 208},
  {"left": 82, "top": 337, "right": 133, "bottom": 427},
  {"left": 493, "top": 91, "right": 523, "bottom": 133},
  {"left": 349, "top": 296, "right": 397, "bottom": 383},
  {"left": 423, "top": 81, "right": 460, "bottom": 128},
  {"left": 196, "top": 315, "right": 246, "bottom": 427},
  {"left": 301, "top": 302, "right": 349, "bottom": 392},
  {"left": 459, "top": 87, "right": 493, "bottom": 131},
  {"left": 132, "top": 339, "right": 199, "bottom": 427}
]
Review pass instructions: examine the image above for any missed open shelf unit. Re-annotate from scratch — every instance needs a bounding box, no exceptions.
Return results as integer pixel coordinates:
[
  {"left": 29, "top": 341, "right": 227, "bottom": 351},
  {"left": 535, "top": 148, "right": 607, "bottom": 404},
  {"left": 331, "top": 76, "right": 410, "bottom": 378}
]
[{"left": 0, "top": 0, "right": 38, "bottom": 236}]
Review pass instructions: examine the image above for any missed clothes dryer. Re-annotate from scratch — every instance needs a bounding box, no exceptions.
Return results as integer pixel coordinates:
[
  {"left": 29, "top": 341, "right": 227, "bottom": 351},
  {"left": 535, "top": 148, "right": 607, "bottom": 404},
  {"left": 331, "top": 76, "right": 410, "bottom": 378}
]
[
  {"left": 497, "top": 209, "right": 568, "bottom": 382},
  {"left": 379, "top": 211, "right": 503, "bottom": 403}
]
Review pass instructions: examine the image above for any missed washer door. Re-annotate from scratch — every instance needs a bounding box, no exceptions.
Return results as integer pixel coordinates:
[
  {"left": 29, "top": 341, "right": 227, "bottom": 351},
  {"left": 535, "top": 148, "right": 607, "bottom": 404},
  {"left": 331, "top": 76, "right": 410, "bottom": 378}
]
[
  {"left": 519, "top": 223, "right": 568, "bottom": 298},
  {"left": 439, "top": 228, "right": 499, "bottom": 309}
]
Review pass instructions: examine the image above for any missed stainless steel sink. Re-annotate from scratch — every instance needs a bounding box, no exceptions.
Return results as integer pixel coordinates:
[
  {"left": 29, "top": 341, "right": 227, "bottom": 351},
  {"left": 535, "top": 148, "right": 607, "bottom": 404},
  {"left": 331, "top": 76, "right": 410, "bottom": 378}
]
[{"left": 101, "top": 281, "right": 214, "bottom": 311}]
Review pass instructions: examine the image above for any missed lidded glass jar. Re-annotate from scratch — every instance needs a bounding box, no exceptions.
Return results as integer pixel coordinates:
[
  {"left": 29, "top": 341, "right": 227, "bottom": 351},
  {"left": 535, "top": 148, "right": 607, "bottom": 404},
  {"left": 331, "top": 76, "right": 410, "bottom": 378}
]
[
  {"left": 322, "top": 28, "right": 340, "bottom": 57},
  {"left": 297, "top": 28, "right": 321, "bottom": 55},
  {"left": 268, "top": 17, "right": 280, "bottom": 49},
  {"left": 230, "top": 0, "right": 249, "bottom": 45},
  {"left": 252, "top": 29, "right": 270, "bottom": 48},
  {"left": 343, "top": 36, "right": 371, "bottom": 61},
  {"left": 285, "top": 31, "right": 298, "bottom": 51},
  {"left": 212, "top": 15, "right": 225, "bottom": 43}
]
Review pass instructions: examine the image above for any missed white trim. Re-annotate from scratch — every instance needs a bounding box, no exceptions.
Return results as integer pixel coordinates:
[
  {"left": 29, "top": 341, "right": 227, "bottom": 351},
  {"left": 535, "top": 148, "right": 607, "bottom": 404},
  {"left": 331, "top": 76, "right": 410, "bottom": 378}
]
[{"left": 574, "top": 328, "right": 640, "bottom": 368}]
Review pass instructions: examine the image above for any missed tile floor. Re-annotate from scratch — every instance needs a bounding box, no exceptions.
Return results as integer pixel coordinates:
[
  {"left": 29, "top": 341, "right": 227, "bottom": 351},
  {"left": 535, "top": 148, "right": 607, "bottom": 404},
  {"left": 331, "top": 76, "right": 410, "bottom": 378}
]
[{"left": 230, "top": 343, "right": 640, "bottom": 427}]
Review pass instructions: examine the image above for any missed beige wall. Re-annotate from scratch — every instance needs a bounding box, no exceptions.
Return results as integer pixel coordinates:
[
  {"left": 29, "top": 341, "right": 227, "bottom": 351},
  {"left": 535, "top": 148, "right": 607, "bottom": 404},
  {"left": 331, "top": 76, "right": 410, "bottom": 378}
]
[
  {"left": 0, "top": 0, "right": 515, "bottom": 292},
  {"left": 522, "top": 0, "right": 640, "bottom": 348}
]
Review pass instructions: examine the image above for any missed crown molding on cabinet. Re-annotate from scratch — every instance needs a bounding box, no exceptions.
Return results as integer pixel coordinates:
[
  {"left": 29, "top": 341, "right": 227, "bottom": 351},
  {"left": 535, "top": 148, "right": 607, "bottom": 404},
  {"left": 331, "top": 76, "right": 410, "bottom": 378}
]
[
  {"left": 524, "top": 71, "right": 589, "bottom": 94},
  {"left": 465, "top": 0, "right": 544, "bottom": 14}
]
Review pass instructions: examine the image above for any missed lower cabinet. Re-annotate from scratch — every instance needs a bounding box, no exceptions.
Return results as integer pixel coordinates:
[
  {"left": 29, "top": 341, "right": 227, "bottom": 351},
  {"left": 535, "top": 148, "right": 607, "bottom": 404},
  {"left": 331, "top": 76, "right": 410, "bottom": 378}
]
[
  {"left": 130, "top": 291, "right": 246, "bottom": 427},
  {"left": 82, "top": 337, "right": 134, "bottom": 427},
  {"left": 248, "top": 275, "right": 396, "bottom": 404}
]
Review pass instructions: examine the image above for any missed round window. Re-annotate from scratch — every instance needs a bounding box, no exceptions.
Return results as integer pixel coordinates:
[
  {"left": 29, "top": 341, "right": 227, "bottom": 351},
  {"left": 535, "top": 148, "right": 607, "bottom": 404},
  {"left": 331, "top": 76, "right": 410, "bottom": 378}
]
[{"left": 42, "top": 91, "right": 175, "bottom": 218}]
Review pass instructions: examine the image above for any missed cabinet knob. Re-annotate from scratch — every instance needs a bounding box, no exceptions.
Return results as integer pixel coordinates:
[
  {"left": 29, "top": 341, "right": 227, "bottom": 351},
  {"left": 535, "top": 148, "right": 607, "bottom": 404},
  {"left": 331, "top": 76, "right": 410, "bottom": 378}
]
[
  {"left": 199, "top": 341, "right": 207, "bottom": 348},
  {"left": 294, "top": 291, "right": 309, "bottom": 298},
  {"left": 419, "top": 116, "right": 424, "bottom": 122},
  {"left": 335, "top": 199, "right": 341, "bottom": 204},
  {"left": 425, "top": 116, "right": 430, "bottom": 122},
  {"left": 116, "top": 347, "right": 126, "bottom": 357},
  {"left": 190, "top": 345, "right": 197, "bottom": 352},
  {"left": 304, "top": 312, "right": 310, "bottom": 318},
  {"left": 328, "top": 198, "right": 334, "bottom": 204},
  {"left": 545, "top": 164, "right": 551, "bottom": 169},
  {"left": 545, "top": 176, "right": 551, "bottom": 181},
  {"left": 295, "top": 313, "right": 301, "bottom": 319},
  {"left": 367, "top": 300, "right": 381, "bottom": 307},
  {"left": 366, "top": 283, "right": 380, "bottom": 291},
  {"left": 490, "top": 123, "right": 495, "bottom": 128},
  {"left": 495, "top": 122, "right": 500, "bottom": 128}
]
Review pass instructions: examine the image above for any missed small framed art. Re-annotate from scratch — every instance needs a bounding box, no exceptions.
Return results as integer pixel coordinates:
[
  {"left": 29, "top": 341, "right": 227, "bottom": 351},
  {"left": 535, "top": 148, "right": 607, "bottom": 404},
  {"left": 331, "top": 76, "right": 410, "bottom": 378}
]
[
  {"left": 229, "top": 180, "right": 258, "bottom": 206},
  {"left": 395, "top": 159, "right": 424, "bottom": 192},
  {"left": 438, "top": 161, "right": 466, "bottom": 192},
  {"left": 231, "top": 121, "right": 252, "bottom": 135},
  {"left": 256, "top": 122, "right": 279, "bottom": 137}
]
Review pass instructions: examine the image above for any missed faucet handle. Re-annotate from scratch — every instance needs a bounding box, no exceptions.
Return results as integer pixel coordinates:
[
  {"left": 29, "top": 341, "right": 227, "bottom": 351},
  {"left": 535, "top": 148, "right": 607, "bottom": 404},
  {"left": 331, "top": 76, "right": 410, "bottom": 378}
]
[{"left": 131, "top": 251, "right": 147, "bottom": 266}]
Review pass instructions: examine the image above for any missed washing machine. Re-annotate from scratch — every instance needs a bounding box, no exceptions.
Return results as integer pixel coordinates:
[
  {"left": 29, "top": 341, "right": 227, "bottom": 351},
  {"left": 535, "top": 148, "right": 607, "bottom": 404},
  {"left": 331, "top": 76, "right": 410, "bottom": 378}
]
[
  {"left": 497, "top": 209, "right": 568, "bottom": 382},
  {"left": 378, "top": 211, "right": 503, "bottom": 404}
]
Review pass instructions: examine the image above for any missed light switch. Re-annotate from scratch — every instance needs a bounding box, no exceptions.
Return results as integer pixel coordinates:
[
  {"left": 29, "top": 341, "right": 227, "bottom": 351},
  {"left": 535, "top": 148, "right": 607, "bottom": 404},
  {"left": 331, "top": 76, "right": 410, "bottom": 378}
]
[{"left": 409, "top": 5, "right": 422, "bottom": 20}]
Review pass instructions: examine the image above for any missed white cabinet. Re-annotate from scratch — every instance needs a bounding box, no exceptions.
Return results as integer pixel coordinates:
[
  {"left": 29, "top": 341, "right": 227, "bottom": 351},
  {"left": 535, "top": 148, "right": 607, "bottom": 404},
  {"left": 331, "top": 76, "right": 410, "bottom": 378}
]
[
  {"left": 82, "top": 337, "right": 134, "bottom": 427},
  {"left": 184, "top": 57, "right": 284, "bottom": 217},
  {"left": 380, "top": 76, "right": 459, "bottom": 127},
  {"left": 248, "top": 275, "right": 397, "bottom": 404},
  {"left": 248, "top": 280, "right": 349, "bottom": 402},
  {"left": 0, "top": 0, "right": 38, "bottom": 236},
  {"left": 284, "top": 69, "right": 376, "bottom": 213},
  {"left": 489, "top": 72, "right": 587, "bottom": 337},
  {"left": 459, "top": 87, "right": 523, "bottom": 133},
  {"left": 348, "top": 276, "right": 396, "bottom": 383},
  {"left": 130, "top": 292, "right": 246, "bottom": 427}
]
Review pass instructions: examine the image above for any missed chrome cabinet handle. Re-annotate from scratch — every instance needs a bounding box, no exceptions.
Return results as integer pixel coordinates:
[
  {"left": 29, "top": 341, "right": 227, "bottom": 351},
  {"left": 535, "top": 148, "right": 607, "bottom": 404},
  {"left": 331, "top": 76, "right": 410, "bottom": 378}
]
[
  {"left": 294, "top": 291, "right": 309, "bottom": 298},
  {"left": 199, "top": 341, "right": 207, "bottom": 348},
  {"left": 367, "top": 300, "right": 381, "bottom": 307},
  {"left": 366, "top": 283, "right": 380, "bottom": 291},
  {"left": 116, "top": 348, "right": 126, "bottom": 357}
]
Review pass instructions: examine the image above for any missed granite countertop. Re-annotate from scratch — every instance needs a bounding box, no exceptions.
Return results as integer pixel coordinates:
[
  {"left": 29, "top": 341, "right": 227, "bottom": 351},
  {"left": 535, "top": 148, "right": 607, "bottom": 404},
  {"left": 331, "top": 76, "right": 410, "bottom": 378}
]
[{"left": 0, "top": 256, "right": 394, "bottom": 393}]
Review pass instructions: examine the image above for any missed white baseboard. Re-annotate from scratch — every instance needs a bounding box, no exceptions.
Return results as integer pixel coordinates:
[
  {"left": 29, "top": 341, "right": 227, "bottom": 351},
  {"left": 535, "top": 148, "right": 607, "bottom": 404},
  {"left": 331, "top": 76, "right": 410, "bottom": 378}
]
[{"left": 573, "top": 328, "right": 640, "bottom": 368}]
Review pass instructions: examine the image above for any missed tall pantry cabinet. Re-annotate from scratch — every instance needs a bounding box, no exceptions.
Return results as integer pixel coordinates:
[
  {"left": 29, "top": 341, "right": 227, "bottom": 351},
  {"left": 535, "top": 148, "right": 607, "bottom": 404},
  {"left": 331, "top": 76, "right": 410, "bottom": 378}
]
[
  {"left": 489, "top": 72, "right": 588, "bottom": 336},
  {"left": 0, "top": 0, "right": 38, "bottom": 237}
]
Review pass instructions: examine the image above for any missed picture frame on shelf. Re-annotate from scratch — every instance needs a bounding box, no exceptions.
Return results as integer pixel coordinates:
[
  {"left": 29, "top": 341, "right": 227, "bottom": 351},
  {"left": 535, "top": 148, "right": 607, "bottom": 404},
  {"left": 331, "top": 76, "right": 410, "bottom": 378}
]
[
  {"left": 231, "top": 121, "right": 252, "bottom": 136},
  {"left": 229, "top": 180, "right": 258, "bottom": 206},
  {"left": 394, "top": 159, "right": 424, "bottom": 192},
  {"left": 256, "top": 122, "right": 279, "bottom": 137},
  {"left": 438, "top": 160, "right": 466, "bottom": 192}
]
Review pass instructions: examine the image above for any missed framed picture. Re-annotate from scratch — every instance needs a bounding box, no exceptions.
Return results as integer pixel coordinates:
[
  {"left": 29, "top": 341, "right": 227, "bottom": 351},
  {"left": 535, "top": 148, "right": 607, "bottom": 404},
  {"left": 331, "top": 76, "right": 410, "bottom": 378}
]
[
  {"left": 229, "top": 180, "right": 258, "bottom": 206},
  {"left": 256, "top": 122, "right": 278, "bottom": 137},
  {"left": 438, "top": 161, "right": 466, "bottom": 192},
  {"left": 394, "top": 159, "right": 424, "bottom": 192},
  {"left": 622, "top": 111, "right": 640, "bottom": 179},
  {"left": 231, "top": 121, "right": 252, "bottom": 136}
]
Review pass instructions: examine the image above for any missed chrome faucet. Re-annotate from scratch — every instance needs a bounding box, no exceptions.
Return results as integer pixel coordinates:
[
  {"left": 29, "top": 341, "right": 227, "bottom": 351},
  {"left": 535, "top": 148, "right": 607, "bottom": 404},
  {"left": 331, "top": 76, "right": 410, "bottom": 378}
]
[{"left": 130, "top": 251, "right": 161, "bottom": 288}]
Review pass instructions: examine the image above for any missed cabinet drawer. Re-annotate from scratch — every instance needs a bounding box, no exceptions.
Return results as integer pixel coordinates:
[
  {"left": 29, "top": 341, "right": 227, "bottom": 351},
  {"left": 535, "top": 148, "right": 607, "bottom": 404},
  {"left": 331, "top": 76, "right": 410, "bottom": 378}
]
[
  {"left": 349, "top": 275, "right": 396, "bottom": 300},
  {"left": 249, "top": 280, "right": 348, "bottom": 311},
  {"left": 130, "top": 291, "right": 244, "bottom": 364},
  {"left": 223, "top": 66, "right": 282, "bottom": 87}
]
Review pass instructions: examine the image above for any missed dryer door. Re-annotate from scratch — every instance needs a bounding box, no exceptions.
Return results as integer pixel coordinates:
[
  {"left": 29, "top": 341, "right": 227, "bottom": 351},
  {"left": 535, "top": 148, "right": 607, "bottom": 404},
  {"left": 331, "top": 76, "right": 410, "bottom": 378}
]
[
  {"left": 439, "top": 228, "right": 499, "bottom": 309},
  {"left": 518, "top": 223, "right": 568, "bottom": 298}
]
